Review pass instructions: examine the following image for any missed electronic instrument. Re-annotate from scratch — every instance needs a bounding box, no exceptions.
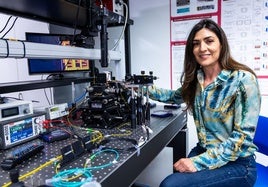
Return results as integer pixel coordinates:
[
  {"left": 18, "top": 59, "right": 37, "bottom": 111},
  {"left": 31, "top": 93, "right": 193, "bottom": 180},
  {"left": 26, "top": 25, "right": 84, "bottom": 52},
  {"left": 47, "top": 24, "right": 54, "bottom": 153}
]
[
  {"left": 34, "top": 103, "right": 69, "bottom": 120},
  {"left": 0, "top": 100, "right": 33, "bottom": 122},
  {"left": 0, "top": 112, "right": 46, "bottom": 149}
]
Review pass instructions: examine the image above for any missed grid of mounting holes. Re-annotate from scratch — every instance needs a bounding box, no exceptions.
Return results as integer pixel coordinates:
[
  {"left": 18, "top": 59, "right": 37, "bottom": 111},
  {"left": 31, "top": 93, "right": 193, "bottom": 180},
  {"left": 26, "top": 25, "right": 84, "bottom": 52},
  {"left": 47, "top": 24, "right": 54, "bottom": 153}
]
[{"left": 0, "top": 126, "right": 145, "bottom": 186}]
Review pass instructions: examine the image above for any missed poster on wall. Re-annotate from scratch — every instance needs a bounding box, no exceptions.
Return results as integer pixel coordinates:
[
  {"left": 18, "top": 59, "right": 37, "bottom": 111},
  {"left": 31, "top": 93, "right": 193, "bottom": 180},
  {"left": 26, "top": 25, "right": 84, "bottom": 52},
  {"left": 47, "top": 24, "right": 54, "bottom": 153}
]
[
  {"left": 221, "top": 0, "right": 268, "bottom": 95},
  {"left": 170, "top": 0, "right": 219, "bottom": 18},
  {"left": 170, "top": 0, "right": 221, "bottom": 89},
  {"left": 170, "top": 0, "right": 268, "bottom": 95}
]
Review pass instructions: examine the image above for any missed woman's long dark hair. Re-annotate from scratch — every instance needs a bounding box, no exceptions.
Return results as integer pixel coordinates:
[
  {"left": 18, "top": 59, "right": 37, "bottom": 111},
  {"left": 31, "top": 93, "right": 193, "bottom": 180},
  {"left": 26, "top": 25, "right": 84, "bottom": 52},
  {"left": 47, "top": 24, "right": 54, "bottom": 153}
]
[{"left": 180, "top": 19, "right": 256, "bottom": 112}]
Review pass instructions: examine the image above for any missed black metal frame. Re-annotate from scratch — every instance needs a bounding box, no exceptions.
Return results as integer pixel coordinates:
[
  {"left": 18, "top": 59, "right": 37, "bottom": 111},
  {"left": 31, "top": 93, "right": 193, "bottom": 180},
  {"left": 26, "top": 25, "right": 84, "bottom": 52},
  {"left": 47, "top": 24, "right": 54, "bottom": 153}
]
[
  {"left": 0, "top": 0, "right": 133, "bottom": 89},
  {"left": 0, "top": 0, "right": 133, "bottom": 29},
  {"left": 0, "top": 78, "right": 92, "bottom": 94}
]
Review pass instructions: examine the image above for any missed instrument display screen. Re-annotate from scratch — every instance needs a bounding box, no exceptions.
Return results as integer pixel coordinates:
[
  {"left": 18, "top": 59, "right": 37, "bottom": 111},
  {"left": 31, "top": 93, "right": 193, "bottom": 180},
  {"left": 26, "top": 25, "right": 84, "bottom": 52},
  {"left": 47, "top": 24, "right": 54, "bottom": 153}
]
[
  {"left": 2, "top": 107, "right": 19, "bottom": 118},
  {"left": 9, "top": 118, "right": 33, "bottom": 143}
]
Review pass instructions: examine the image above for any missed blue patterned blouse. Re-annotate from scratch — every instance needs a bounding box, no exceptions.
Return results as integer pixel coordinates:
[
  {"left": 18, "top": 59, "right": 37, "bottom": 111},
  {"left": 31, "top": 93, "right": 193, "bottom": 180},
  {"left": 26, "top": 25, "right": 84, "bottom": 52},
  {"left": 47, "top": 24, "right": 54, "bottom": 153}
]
[{"left": 148, "top": 69, "right": 261, "bottom": 171}]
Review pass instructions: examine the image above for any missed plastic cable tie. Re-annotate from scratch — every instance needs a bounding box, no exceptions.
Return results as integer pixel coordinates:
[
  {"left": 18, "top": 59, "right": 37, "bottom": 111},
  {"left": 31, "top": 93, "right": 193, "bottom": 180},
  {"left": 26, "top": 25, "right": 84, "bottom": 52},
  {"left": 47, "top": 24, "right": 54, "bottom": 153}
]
[
  {"left": 45, "top": 177, "right": 60, "bottom": 186},
  {"left": 141, "top": 125, "right": 147, "bottom": 133},
  {"left": 50, "top": 156, "right": 61, "bottom": 162},
  {"left": 96, "top": 145, "right": 105, "bottom": 152},
  {"left": 136, "top": 145, "right": 141, "bottom": 156},
  {"left": 104, "top": 134, "right": 111, "bottom": 138},
  {"left": 85, "top": 158, "right": 91, "bottom": 167},
  {"left": 138, "top": 136, "right": 146, "bottom": 147},
  {"left": 81, "top": 181, "right": 102, "bottom": 187},
  {"left": 112, "top": 159, "right": 118, "bottom": 164},
  {"left": 146, "top": 126, "right": 153, "bottom": 134}
]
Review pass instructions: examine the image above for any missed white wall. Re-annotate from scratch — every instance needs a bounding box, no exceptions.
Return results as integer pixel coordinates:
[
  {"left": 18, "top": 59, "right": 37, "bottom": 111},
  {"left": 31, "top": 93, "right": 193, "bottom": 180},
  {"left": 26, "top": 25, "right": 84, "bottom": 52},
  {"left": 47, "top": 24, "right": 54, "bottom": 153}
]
[{"left": 129, "top": 0, "right": 171, "bottom": 89}]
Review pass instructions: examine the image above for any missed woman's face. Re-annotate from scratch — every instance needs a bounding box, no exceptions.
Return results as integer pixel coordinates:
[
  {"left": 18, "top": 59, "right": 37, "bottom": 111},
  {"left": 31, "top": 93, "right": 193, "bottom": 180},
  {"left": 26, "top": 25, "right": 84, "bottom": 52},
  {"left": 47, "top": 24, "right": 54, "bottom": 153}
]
[{"left": 192, "top": 28, "right": 221, "bottom": 68}]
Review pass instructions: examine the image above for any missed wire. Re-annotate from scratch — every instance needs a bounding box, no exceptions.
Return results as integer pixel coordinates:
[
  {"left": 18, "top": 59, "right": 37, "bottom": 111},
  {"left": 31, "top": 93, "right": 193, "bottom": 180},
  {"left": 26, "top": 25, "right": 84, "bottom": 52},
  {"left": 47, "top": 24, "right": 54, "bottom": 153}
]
[
  {"left": 66, "top": 96, "right": 89, "bottom": 126},
  {"left": 71, "top": 0, "right": 82, "bottom": 46},
  {"left": 1, "top": 17, "right": 18, "bottom": 39},
  {"left": 0, "top": 16, "right": 12, "bottom": 33},
  {"left": 52, "top": 168, "right": 92, "bottom": 187},
  {"left": 0, "top": 96, "right": 39, "bottom": 103},
  {"left": 90, "top": 130, "right": 104, "bottom": 144},
  {"left": 44, "top": 74, "right": 60, "bottom": 105},
  {"left": 69, "top": 125, "right": 104, "bottom": 145},
  {"left": 43, "top": 88, "right": 51, "bottom": 105},
  {"left": 84, "top": 148, "right": 119, "bottom": 170},
  {"left": 108, "top": 122, "right": 132, "bottom": 137},
  {"left": 99, "top": 137, "right": 139, "bottom": 153},
  {"left": 68, "top": 90, "right": 87, "bottom": 107},
  {"left": 110, "top": 2, "right": 129, "bottom": 51},
  {"left": 18, "top": 40, "right": 26, "bottom": 58},
  {"left": 53, "top": 149, "right": 118, "bottom": 186},
  {"left": 41, "top": 75, "right": 51, "bottom": 105},
  {"left": 2, "top": 39, "right": 9, "bottom": 58},
  {"left": 106, "top": 2, "right": 129, "bottom": 70},
  {"left": 2, "top": 155, "right": 62, "bottom": 187}
]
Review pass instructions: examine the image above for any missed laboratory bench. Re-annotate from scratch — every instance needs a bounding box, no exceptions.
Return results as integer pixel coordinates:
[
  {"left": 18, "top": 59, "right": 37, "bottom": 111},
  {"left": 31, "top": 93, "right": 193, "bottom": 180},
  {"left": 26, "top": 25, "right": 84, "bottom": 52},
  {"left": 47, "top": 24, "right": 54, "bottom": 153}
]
[{"left": 0, "top": 106, "right": 187, "bottom": 187}]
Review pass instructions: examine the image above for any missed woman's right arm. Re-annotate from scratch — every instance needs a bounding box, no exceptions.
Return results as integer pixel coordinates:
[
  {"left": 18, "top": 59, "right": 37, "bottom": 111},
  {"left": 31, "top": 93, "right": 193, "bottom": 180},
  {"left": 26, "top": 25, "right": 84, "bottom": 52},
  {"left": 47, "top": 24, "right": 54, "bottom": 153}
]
[{"left": 147, "top": 86, "right": 183, "bottom": 104}]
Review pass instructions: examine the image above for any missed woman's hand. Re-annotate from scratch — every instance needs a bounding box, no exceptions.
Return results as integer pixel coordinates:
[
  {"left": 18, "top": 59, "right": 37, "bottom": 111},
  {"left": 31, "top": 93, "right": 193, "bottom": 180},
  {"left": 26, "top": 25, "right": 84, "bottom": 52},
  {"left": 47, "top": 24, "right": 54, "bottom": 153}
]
[{"left": 173, "top": 158, "right": 197, "bottom": 173}]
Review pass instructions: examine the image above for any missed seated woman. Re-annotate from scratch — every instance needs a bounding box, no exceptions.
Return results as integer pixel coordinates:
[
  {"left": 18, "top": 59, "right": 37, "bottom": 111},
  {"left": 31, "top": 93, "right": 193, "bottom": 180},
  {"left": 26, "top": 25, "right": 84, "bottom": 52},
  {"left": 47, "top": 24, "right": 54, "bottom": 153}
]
[{"left": 148, "top": 19, "right": 261, "bottom": 187}]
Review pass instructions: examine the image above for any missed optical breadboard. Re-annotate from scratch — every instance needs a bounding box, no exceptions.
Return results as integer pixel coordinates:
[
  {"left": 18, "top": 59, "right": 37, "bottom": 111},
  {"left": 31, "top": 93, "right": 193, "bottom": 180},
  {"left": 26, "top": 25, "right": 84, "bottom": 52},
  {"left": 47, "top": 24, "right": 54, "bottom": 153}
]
[{"left": 0, "top": 125, "right": 145, "bottom": 185}]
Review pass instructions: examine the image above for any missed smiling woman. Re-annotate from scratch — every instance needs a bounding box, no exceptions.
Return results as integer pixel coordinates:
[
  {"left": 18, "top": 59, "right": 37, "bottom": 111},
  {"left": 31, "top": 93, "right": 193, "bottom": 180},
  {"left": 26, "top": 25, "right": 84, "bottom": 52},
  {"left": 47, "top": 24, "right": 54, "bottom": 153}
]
[
  {"left": 147, "top": 19, "right": 261, "bottom": 187},
  {"left": 192, "top": 28, "right": 222, "bottom": 88}
]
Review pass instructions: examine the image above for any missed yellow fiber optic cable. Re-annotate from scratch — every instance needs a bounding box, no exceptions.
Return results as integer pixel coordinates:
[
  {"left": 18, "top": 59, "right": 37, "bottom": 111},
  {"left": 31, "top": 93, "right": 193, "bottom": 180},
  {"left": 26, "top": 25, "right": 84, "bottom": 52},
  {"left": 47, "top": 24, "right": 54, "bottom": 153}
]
[{"left": 2, "top": 155, "right": 62, "bottom": 187}]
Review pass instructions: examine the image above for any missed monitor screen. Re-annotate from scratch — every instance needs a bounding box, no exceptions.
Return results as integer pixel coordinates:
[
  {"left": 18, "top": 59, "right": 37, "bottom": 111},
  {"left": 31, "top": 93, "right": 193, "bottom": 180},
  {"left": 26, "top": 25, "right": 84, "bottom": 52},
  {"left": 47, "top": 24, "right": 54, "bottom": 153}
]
[{"left": 26, "top": 33, "right": 91, "bottom": 75}]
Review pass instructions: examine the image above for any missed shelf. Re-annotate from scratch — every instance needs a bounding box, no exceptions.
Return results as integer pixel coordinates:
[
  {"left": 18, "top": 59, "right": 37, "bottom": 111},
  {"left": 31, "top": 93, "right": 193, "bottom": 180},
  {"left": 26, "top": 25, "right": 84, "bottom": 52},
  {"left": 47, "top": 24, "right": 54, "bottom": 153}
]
[
  {"left": 0, "top": 77, "right": 92, "bottom": 94},
  {"left": 0, "top": 0, "right": 133, "bottom": 93},
  {"left": 0, "top": 39, "right": 122, "bottom": 60},
  {"left": 0, "top": 0, "right": 133, "bottom": 29}
]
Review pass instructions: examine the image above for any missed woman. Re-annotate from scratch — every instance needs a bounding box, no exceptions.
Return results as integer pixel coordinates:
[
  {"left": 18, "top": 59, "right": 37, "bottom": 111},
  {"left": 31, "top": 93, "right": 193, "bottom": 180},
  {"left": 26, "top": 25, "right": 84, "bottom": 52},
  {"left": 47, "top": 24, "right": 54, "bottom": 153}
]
[{"left": 148, "top": 19, "right": 261, "bottom": 187}]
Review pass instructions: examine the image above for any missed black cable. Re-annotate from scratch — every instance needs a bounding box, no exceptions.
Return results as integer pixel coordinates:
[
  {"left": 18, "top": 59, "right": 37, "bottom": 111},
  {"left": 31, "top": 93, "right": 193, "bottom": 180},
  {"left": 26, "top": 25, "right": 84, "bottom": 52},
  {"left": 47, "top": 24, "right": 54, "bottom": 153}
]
[
  {"left": 44, "top": 75, "right": 54, "bottom": 105},
  {"left": 3, "top": 39, "right": 9, "bottom": 58},
  {"left": 99, "top": 137, "right": 139, "bottom": 152},
  {"left": 0, "top": 96, "right": 39, "bottom": 103},
  {"left": 0, "top": 16, "right": 12, "bottom": 33},
  {"left": 71, "top": 0, "right": 82, "bottom": 46},
  {"left": 1, "top": 17, "right": 18, "bottom": 39}
]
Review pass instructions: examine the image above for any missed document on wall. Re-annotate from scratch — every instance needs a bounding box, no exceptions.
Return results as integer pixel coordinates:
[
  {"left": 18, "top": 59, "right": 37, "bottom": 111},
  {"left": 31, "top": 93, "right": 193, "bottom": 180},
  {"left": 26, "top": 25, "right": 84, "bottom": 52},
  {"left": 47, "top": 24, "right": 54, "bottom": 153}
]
[
  {"left": 170, "top": 0, "right": 268, "bottom": 95},
  {"left": 221, "top": 0, "right": 268, "bottom": 95},
  {"left": 171, "top": 44, "right": 185, "bottom": 89},
  {"left": 169, "top": 0, "right": 221, "bottom": 89}
]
